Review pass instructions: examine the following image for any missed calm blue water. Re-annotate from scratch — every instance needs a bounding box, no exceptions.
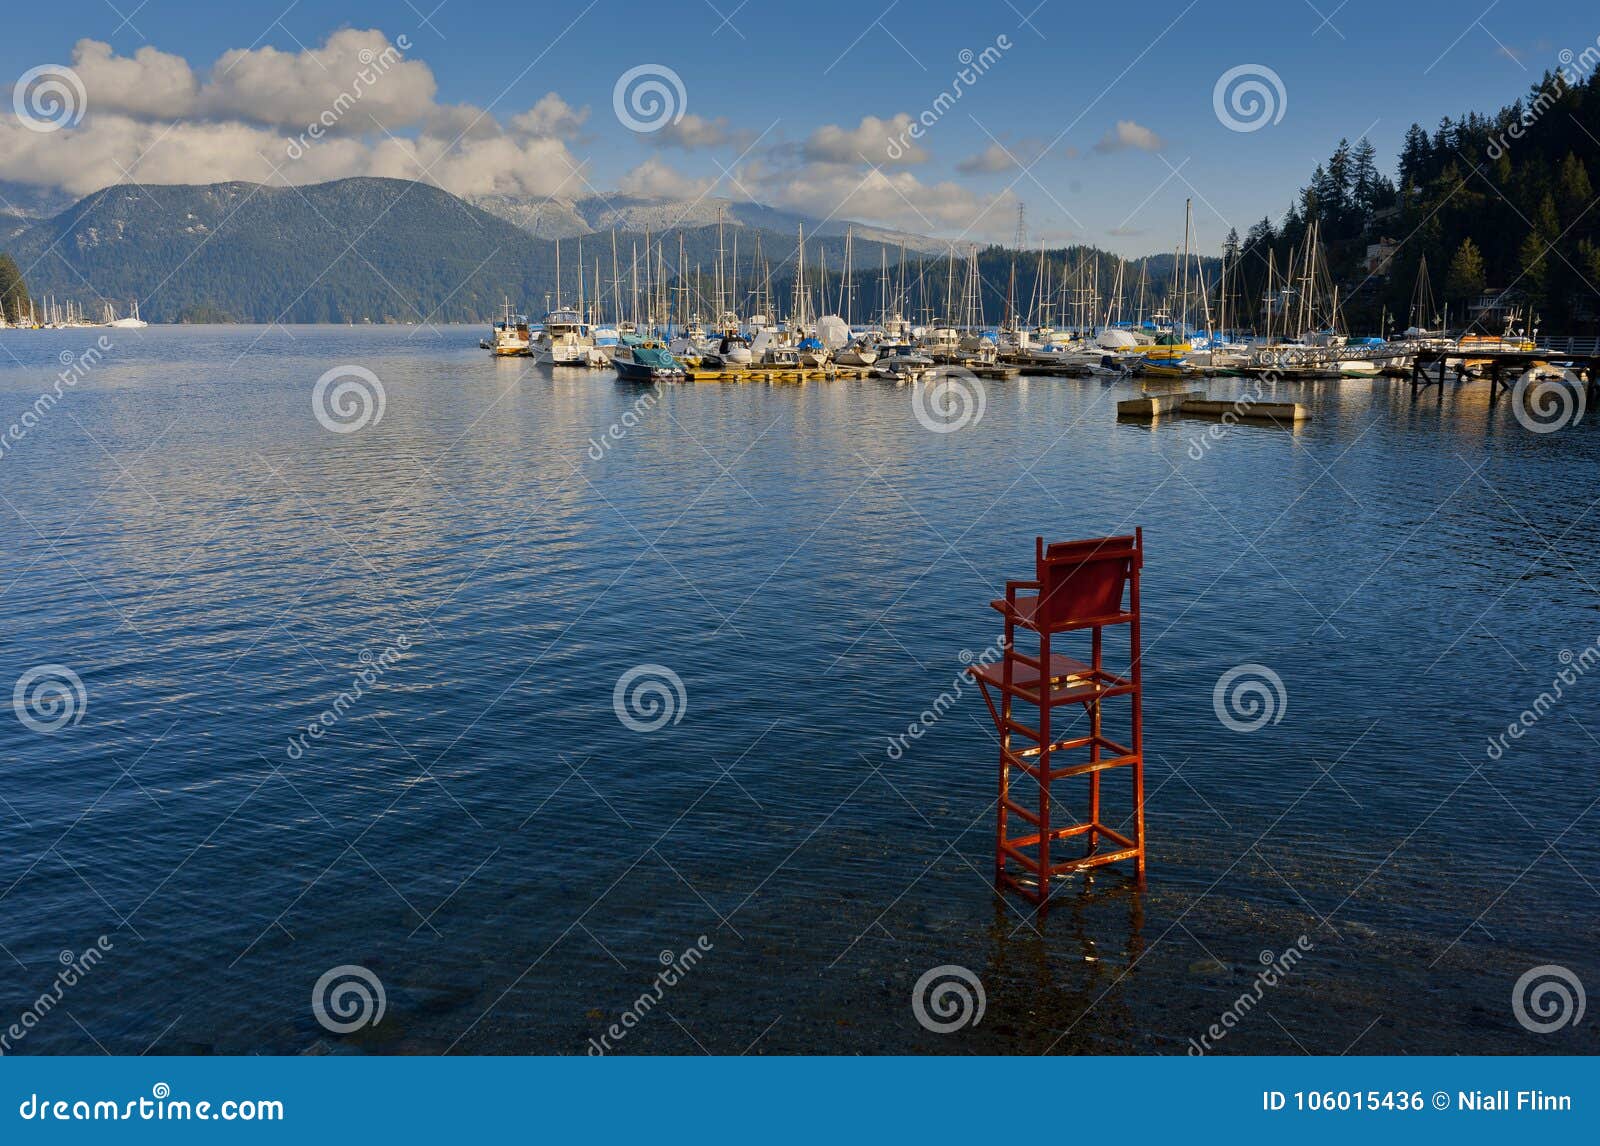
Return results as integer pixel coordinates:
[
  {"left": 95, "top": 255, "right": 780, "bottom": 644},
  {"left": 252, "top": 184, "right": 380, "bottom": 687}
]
[{"left": 0, "top": 325, "right": 1596, "bottom": 1055}]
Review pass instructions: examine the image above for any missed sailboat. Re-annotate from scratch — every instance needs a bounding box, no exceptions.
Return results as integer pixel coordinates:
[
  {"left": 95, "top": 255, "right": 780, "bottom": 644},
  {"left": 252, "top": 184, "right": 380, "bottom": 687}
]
[
  {"left": 833, "top": 229, "right": 879, "bottom": 367},
  {"left": 532, "top": 240, "right": 599, "bottom": 366},
  {"left": 105, "top": 299, "right": 148, "bottom": 328}
]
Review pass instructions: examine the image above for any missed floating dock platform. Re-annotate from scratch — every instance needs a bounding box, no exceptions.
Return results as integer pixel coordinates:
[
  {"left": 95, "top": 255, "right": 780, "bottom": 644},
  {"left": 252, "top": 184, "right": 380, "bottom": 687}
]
[{"left": 1117, "top": 392, "right": 1309, "bottom": 423}]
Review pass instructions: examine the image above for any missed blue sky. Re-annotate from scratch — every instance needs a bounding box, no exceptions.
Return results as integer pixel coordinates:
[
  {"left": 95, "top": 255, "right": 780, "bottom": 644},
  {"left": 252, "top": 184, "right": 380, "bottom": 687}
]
[{"left": 2, "top": 0, "right": 1592, "bottom": 253}]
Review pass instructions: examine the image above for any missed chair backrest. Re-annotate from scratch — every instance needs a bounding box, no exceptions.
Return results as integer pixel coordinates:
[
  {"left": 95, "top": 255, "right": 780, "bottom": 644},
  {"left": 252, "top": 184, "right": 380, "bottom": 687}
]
[{"left": 1032, "top": 531, "right": 1142, "bottom": 631}]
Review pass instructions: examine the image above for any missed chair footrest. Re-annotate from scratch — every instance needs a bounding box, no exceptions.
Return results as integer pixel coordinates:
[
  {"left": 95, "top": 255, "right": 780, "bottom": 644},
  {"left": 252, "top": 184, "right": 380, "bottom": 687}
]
[{"left": 1003, "top": 742, "right": 1140, "bottom": 782}]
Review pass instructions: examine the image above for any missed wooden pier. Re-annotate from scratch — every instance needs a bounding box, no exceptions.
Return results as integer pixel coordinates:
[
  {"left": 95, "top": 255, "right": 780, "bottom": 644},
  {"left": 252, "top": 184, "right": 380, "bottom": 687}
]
[{"left": 1408, "top": 348, "right": 1600, "bottom": 400}]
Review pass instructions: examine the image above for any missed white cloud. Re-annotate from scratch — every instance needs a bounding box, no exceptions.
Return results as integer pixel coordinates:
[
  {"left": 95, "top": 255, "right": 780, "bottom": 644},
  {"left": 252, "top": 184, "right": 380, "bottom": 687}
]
[
  {"left": 421, "top": 103, "right": 505, "bottom": 142},
  {"left": 647, "top": 113, "right": 748, "bottom": 151},
  {"left": 508, "top": 93, "right": 589, "bottom": 140},
  {"left": 754, "top": 159, "right": 1014, "bottom": 237},
  {"left": 369, "top": 134, "right": 585, "bottom": 198},
  {"left": 617, "top": 158, "right": 716, "bottom": 200},
  {"left": 204, "top": 29, "right": 436, "bottom": 131},
  {"left": 1093, "top": 120, "right": 1164, "bottom": 154},
  {"left": 73, "top": 39, "right": 198, "bottom": 119},
  {"left": 803, "top": 114, "right": 926, "bottom": 166},
  {"left": 0, "top": 31, "right": 587, "bottom": 201},
  {"left": 956, "top": 143, "right": 1015, "bottom": 175}
]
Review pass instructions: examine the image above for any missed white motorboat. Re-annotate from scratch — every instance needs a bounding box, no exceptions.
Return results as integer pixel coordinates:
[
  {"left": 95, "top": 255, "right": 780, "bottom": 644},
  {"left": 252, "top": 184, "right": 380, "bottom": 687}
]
[{"left": 531, "top": 306, "right": 594, "bottom": 365}]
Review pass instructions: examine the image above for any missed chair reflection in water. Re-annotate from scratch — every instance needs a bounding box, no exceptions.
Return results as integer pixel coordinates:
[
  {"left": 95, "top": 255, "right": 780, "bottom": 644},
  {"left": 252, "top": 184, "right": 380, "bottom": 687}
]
[{"left": 968, "top": 531, "right": 1145, "bottom": 906}]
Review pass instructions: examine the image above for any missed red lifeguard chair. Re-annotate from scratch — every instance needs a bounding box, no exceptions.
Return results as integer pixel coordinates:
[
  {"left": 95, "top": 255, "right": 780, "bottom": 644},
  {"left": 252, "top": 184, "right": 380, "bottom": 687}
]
[{"left": 968, "top": 531, "right": 1145, "bottom": 905}]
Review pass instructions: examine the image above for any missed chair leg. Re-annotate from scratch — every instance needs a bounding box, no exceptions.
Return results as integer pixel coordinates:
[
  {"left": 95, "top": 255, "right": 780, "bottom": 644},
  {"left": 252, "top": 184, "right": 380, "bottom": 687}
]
[
  {"left": 1088, "top": 626, "right": 1102, "bottom": 855},
  {"left": 1037, "top": 631, "right": 1051, "bottom": 906},
  {"left": 995, "top": 618, "right": 1014, "bottom": 885}
]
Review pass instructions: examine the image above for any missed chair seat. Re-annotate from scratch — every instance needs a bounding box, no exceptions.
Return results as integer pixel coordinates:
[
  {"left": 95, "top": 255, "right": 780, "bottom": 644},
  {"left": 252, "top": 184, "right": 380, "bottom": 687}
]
[
  {"left": 989, "top": 595, "right": 1136, "bottom": 631},
  {"left": 968, "top": 652, "right": 1094, "bottom": 691}
]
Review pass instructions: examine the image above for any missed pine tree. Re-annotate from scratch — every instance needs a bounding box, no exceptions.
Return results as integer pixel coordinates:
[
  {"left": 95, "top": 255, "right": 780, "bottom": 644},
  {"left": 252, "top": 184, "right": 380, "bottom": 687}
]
[
  {"left": 1518, "top": 194, "right": 1560, "bottom": 310},
  {"left": 1446, "top": 238, "right": 1485, "bottom": 308},
  {"left": 0, "top": 253, "right": 31, "bottom": 325},
  {"left": 1398, "top": 124, "right": 1433, "bottom": 185},
  {"left": 1556, "top": 153, "right": 1593, "bottom": 227},
  {"left": 1351, "top": 137, "right": 1390, "bottom": 227}
]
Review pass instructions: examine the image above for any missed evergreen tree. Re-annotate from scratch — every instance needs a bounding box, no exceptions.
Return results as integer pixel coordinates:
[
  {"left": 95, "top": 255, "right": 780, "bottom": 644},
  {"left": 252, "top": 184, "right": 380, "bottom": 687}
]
[
  {"left": 1556, "top": 152, "right": 1593, "bottom": 228},
  {"left": 1446, "top": 238, "right": 1485, "bottom": 308},
  {"left": 1351, "top": 138, "right": 1381, "bottom": 219},
  {"left": 0, "top": 253, "right": 30, "bottom": 325},
  {"left": 1398, "top": 124, "right": 1433, "bottom": 185},
  {"left": 1518, "top": 194, "right": 1560, "bottom": 313}
]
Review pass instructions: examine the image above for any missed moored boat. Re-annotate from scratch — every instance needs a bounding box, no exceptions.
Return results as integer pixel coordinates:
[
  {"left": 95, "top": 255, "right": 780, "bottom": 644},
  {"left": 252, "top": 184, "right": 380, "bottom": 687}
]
[{"left": 615, "top": 344, "right": 685, "bottom": 382}]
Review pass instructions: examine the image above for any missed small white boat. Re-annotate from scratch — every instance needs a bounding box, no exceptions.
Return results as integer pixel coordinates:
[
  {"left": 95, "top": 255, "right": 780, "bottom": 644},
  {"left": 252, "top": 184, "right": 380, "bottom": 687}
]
[
  {"left": 873, "top": 344, "right": 934, "bottom": 380},
  {"left": 105, "top": 300, "right": 148, "bottom": 329},
  {"left": 489, "top": 304, "right": 531, "bottom": 356}
]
